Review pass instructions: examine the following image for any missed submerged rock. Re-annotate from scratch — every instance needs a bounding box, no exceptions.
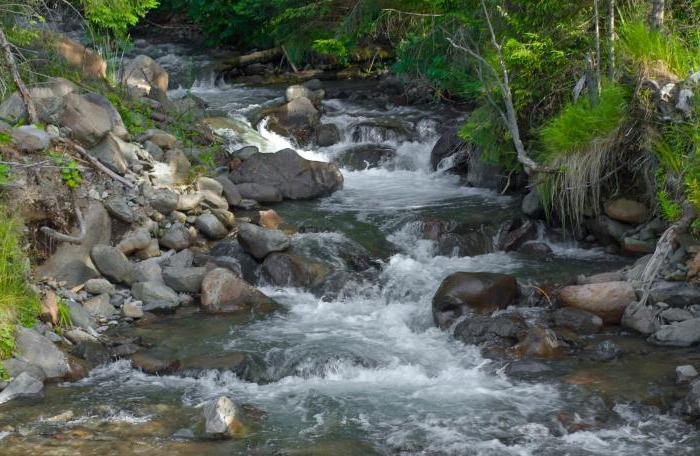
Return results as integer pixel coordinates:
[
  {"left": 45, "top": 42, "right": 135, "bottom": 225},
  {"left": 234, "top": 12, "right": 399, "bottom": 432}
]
[
  {"left": 262, "top": 252, "right": 328, "bottom": 289},
  {"left": 453, "top": 313, "right": 526, "bottom": 346},
  {"left": 334, "top": 144, "right": 396, "bottom": 170},
  {"left": 553, "top": 308, "right": 603, "bottom": 334}
]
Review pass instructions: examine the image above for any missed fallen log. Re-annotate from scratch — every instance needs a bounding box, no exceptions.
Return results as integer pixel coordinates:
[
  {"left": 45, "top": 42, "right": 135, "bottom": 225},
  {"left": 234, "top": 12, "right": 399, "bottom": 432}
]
[{"left": 214, "top": 47, "right": 283, "bottom": 72}]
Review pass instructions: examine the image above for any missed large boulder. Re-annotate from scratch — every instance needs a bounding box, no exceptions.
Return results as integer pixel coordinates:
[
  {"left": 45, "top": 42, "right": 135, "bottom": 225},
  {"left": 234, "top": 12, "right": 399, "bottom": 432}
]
[
  {"left": 432, "top": 272, "right": 519, "bottom": 329},
  {"left": 121, "top": 55, "right": 169, "bottom": 96},
  {"left": 260, "top": 97, "right": 320, "bottom": 146},
  {"left": 453, "top": 313, "right": 526, "bottom": 346},
  {"left": 0, "top": 372, "right": 43, "bottom": 405},
  {"left": 605, "top": 198, "right": 648, "bottom": 224},
  {"left": 131, "top": 281, "right": 180, "bottom": 311},
  {"left": 429, "top": 126, "right": 469, "bottom": 173},
  {"left": 236, "top": 183, "right": 283, "bottom": 203},
  {"left": 334, "top": 144, "right": 396, "bottom": 170},
  {"left": 90, "top": 245, "right": 135, "bottom": 285},
  {"left": 200, "top": 268, "right": 277, "bottom": 315},
  {"left": 14, "top": 327, "right": 70, "bottom": 379},
  {"left": 54, "top": 34, "right": 106, "bottom": 79},
  {"left": 558, "top": 281, "right": 635, "bottom": 324},
  {"left": 0, "top": 78, "right": 76, "bottom": 124},
  {"left": 649, "top": 319, "right": 700, "bottom": 347},
  {"left": 59, "top": 93, "right": 121, "bottom": 147},
  {"left": 262, "top": 252, "right": 328, "bottom": 289},
  {"left": 228, "top": 149, "right": 343, "bottom": 200},
  {"left": 237, "top": 222, "right": 290, "bottom": 260}
]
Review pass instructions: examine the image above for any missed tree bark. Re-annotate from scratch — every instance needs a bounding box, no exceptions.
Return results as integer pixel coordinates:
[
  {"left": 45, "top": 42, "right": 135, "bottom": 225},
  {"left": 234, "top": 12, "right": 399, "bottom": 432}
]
[
  {"left": 649, "top": 0, "right": 665, "bottom": 29},
  {"left": 593, "top": 0, "right": 602, "bottom": 94},
  {"left": 608, "top": 0, "right": 616, "bottom": 80},
  {"left": 0, "top": 27, "right": 38, "bottom": 125},
  {"left": 585, "top": 52, "right": 600, "bottom": 106},
  {"left": 215, "top": 48, "right": 283, "bottom": 71}
]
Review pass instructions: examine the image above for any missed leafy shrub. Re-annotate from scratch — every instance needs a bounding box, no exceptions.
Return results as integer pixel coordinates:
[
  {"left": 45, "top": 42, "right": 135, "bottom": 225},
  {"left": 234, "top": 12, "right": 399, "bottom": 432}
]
[
  {"left": 79, "top": 0, "right": 160, "bottom": 38},
  {"left": 312, "top": 39, "right": 349, "bottom": 65}
]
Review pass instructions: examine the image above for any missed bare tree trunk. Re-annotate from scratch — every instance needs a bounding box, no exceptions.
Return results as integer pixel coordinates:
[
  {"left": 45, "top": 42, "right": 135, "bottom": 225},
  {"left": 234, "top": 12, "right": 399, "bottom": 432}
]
[
  {"left": 215, "top": 47, "right": 283, "bottom": 72},
  {"left": 0, "top": 27, "right": 38, "bottom": 125},
  {"left": 585, "top": 52, "right": 600, "bottom": 106},
  {"left": 649, "top": 0, "right": 665, "bottom": 29},
  {"left": 608, "top": 0, "right": 616, "bottom": 80},
  {"left": 593, "top": 0, "right": 602, "bottom": 94}
]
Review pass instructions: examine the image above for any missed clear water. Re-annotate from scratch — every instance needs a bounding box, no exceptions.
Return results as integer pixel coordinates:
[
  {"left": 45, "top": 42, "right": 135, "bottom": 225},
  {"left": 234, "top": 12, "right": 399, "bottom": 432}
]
[{"left": 1, "top": 80, "right": 698, "bottom": 455}]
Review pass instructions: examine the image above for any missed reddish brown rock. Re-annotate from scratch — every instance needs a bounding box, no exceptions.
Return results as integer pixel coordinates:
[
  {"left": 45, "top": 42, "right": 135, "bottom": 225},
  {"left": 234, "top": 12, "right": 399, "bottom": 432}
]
[{"left": 559, "top": 281, "right": 635, "bottom": 324}]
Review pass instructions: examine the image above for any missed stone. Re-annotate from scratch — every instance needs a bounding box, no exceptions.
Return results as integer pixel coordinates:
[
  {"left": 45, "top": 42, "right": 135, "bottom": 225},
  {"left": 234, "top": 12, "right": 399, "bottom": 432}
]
[
  {"left": 237, "top": 222, "right": 290, "bottom": 260},
  {"left": 117, "top": 229, "right": 152, "bottom": 255},
  {"left": 453, "top": 313, "right": 526, "bottom": 346},
  {"left": 130, "top": 352, "right": 180, "bottom": 374},
  {"left": 286, "top": 85, "right": 319, "bottom": 103},
  {"left": 334, "top": 144, "right": 396, "bottom": 170},
  {"left": 196, "top": 177, "right": 224, "bottom": 195},
  {"left": 122, "top": 301, "right": 144, "bottom": 318},
  {"left": 10, "top": 125, "right": 51, "bottom": 152},
  {"left": 135, "top": 239, "right": 161, "bottom": 259},
  {"left": 177, "top": 192, "right": 205, "bottom": 212},
  {"left": 677, "top": 365, "right": 699, "bottom": 383},
  {"left": 90, "top": 245, "right": 135, "bottom": 285},
  {"left": 200, "top": 268, "right": 277, "bottom": 314},
  {"left": 229, "top": 149, "right": 343, "bottom": 200},
  {"left": 648, "top": 281, "right": 700, "bottom": 307},
  {"left": 200, "top": 190, "right": 229, "bottom": 210},
  {"left": 429, "top": 126, "right": 470, "bottom": 173},
  {"left": 209, "top": 239, "right": 260, "bottom": 283},
  {"left": 59, "top": 93, "right": 116, "bottom": 147},
  {"left": 521, "top": 189, "right": 544, "bottom": 218},
  {"left": 261, "top": 252, "right": 328, "bottom": 289},
  {"left": 211, "top": 208, "right": 236, "bottom": 229},
  {"left": 122, "top": 55, "right": 169, "bottom": 96},
  {"left": 261, "top": 97, "right": 320, "bottom": 146},
  {"left": 144, "top": 140, "right": 164, "bottom": 161},
  {"left": 144, "top": 186, "right": 179, "bottom": 215},
  {"left": 315, "top": 123, "right": 341, "bottom": 147},
  {"left": 511, "top": 326, "right": 562, "bottom": 359},
  {"left": 0, "top": 372, "right": 43, "bottom": 405},
  {"left": 164, "top": 149, "right": 191, "bottom": 185},
  {"left": 215, "top": 175, "right": 242, "bottom": 207},
  {"left": 83, "top": 293, "right": 116, "bottom": 318},
  {"left": 577, "top": 271, "right": 624, "bottom": 285},
  {"left": 235, "top": 183, "right": 283, "bottom": 203},
  {"left": 160, "top": 223, "right": 191, "bottom": 251},
  {"left": 64, "top": 329, "right": 97, "bottom": 344},
  {"left": 203, "top": 396, "right": 240, "bottom": 438},
  {"left": 55, "top": 34, "right": 106, "bottom": 79},
  {"left": 558, "top": 281, "right": 635, "bottom": 324},
  {"left": 553, "top": 307, "right": 603, "bottom": 334},
  {"left": 163, "top": 266, "right": 207, "bottom": 293},
  {"left": 131, "top": 282, "right": 180, "bottom": 311},
  {"left": 496, "top": 218, "right": 538, "bottom": 252},
  {"left": 83, "top": 93, "right": 129, "bottom": 140},
  {"left": 505, "top": 359, "right": 553, "bottom": 380},
  {"left": 40, "top": 291, "right": 59, "bottom": 326},
  {"left": 166, "top": 249, "right": 195, "bottom": 268},
  {"left": 67, "top": 301, "right": 95, "bottom": 330},
  {"left": 3, "top": 358, "right": 46, "bottom": 381},
  {"left": 138, "top": 129, "right": 178, "bottom": 149},
  {"left": 89, "top": 133, "right": 138, "bottom": 174},
  {"left": 605, "top": 198, "right": 648, "bottom": 224},
  {"left": 517, "top": 241, "right": 553, "bottom": 256},
  {"left": 660, "top": 307, "right": 695, "bottom": 323},
  {"left": 258, "top": 209, "right": 283, "bottom": 230},
  {"left": 104, "top": 196, "right": 135, "bottom": 224},
  {"left": 134, "top": 258, "right": 164, "bottom": 284},
  {"left": 466, "top": 147, "right": 506, "bottom": 190},
  {"left": 14, "top": 326, "right": 70, "bottom": 379},
  {"left": 432, "top": 272, "right": 519, "bottom": 329},
  {"left": 592, "top": 340, "right": 623, "bottom": 361},
  {"left": 649, "top": 319, "right": 700, "bottom": 347},
  {"left": 585, "top": 216, "right": 633, "bottom": 245},
  {"left": 195, "top": 213, "right": 228, "bottom": 240},
  {"left": 622, "top": 237, "right": 656, "bottom": 254}
]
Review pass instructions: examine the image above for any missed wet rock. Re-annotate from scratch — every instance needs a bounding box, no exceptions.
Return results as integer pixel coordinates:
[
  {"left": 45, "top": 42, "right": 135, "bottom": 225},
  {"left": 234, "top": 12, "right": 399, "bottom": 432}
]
[
  {"left": 334, "top": 144, "right": 396, "bottom": 170},
  {"left": 160, "top": 223, "right": 191, "bottom": 251},
  {"left": 236, "top": 183, "right": 283, "bottom": 204},
  {"left": 138, "top": 128, "right": 178, "bottom": 149},
  {"left": 649, "top": 318, "right": 700, "bottom": 346},
  {"left": 40, "top": 291, "right": 59, "bottom": 326},
  {"left": 522, "top": 189, "right": 544, "bottom": 218},
  {"left": 553, "top": 308, "right": 603, "bottom": 334},
  {"left": 432, "top": 272, "right": 519, "bottom": 329},
  {"left": 592, "top": 340, "right": 622, "bottom": 361},
  {"left": 104, "top": 196, "right": 135, "bottom": 224},
  {"left": 286, "top": 85, "right": 323, "bottom": 105},
  {"left": 496, "top": 218, "right": 538, "bottom": 252},
  {"left": 605, "top": 198, "right": 648, "bottom": 224},
  {"left": 558, "top": 281, "right": 635, "bottom": 324},
  {"left": 203, "top": 396, "right": 242, "bottom": 438},
  {"left": 262, "top": 252, "right": 328, "bottom": 289},
  {"left": 517, "top": 241, "right": 553, "bottom": 256},
  {"left": 0, "top": 373, "right": 43, "bottom": 405},
  {"left": 10, "top": 125, "right": 51, "bottom": 152},
  {"left": 429, "top": 126, "right": 469, "bottom": 172},
  {"left": 214, "top": 175, "right": 242, "bottom": 207},
  {"left": 195, "top": 213, "right": 228, "bottom": 240},
  {"left": 83, "top": 293, "right": 116, "bottom": 318},
  {"left": 131, "top": 282, "right": 180, "bottom": 311},
  {"left": 130, "top": 352, "right": 180, "bottom": 374},
  {"left": 316, "top": 123, "right": 341, "bottom": 147},
  {"left": 677, "top": 365, "right": 699, "bottom": 383},
  {"left": 505, "top": 359, "right": 553, "bottom": 380},
  {"left": 453, "top": 313, "right": 526, "bottom": 346},
  {"left": 466, "top": 147, "right": 506, "bottom": 190},
  {"left": 349, "top": 118, "right": 416, "bottom": 143},
  {"left": 144, "top": 186, "right": 179, "bottom": 215},
  {"left": 511, "top": 326, "right": 562, "bottom": 358},
  {"left": 117, "top": 229, "right": 152, "bottom": 255},
  {"left": 228, "top": 149, "right": 343, "bottom": 200},
  {"left": 90, "top": 245, "right": 135, "bottom": 285},
  {"left": 237, "top": 222, "right": 290, "bottom": 260},
  {"left": 163, "top": 266, "right": 207, "bottom": 293},
  {"left": 622, "top": 237, "right": 656, "bottom": 254},
  {"left": 231, "top": 145, "right": 259, "bottom": 160},
  {"left": 209, "top": 239, "right": 259, "bottom": 283},
  {"left": 261, "top": 97, "right": 320, "bottom": 146},
  {"left": 14, "top": 327, "right": 70, "bottom": 379},
  {"left": 200, "top": 268, "right": 277, "bottom": 314},
  {"left": 122, "top": 55, "right": 169, "bottom": 96},
  {"left": 585, "top": 216, "right": 632, "bottom": 245},
  {"left": 648, "top": 281, "right": 700, "bottom": 307}
]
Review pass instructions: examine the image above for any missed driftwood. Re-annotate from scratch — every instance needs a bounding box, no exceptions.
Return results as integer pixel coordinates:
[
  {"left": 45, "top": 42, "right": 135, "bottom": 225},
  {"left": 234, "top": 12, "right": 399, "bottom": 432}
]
[
  {"left": 215, "top": 47, "right": 283, "bottom": 71},
  {"left": 0, "top": 27, "right": 38, "bottom": 124},
  {"left": 40, "top": 204, "right": 86, "bottom": 244}
]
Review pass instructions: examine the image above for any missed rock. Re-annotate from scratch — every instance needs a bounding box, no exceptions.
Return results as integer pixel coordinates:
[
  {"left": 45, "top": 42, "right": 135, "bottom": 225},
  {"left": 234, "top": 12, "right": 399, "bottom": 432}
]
[
  {"left": 648, "top": 281, "right": 700, "bottom": 307},
  {"left": 14, "top": 326, "right": 70, "bottom": 379},
  {"left": 517, "top": 241, "right": 553, "bottom": 256},
  {"left": 649, "top": 319, "right": 700, "bottom": 346},
  {"left": 622, "top": 237, "right": 656, "bottom": 254},
  {"left": 558, "top": 281, "right": 635, "bottom": 324},
  {"left": 55, "top": 34, "right": 106, "bottom": 79},
  {"left": 163, "top": 266, "right": 207, "bottom": 293},
  {"left": 259, "top": 209, "right": 283, "bottom": 230},
  {"left": 90, "top": 245, "right": 135, "bottom": 285},
  {"left": 585, "top": 216, "right": 633, "bottom": 245},
  {"left": 229, "top": 149, "right": 343, "bottom": 200},
  {"left": 89, "top": 133, "right": 138, "bottom": 174},
  {"left": 196, "top": 177, "right": 224, "bottom": 195},
  {"left": 134, "top": 258, "right": 164, "bottom": 284},
  {"left": 40, "top": 291, "right": 59, "bottom": 326},
  {"left": 511, "top": 326, "right": 562, "bottom": 358},
  {"left": 235, "top": 183, "right": 283, "bottom": 203},
  {"left": 203, "top": 396, "right": 241, "bottom": 438},
  {"left": 466, "top": 147, "right": 506, "bottom": 190},
  {"left": 166, "top": 249, "right": 195, "bottom": 268},
  {"left": 505, "top": 359, "right": 553, "bottom": 380},
  {"left": 0, "top": 372, "right": 43, "bottom": 405},
  {"left": 209, "top": 240, "right": 259, "bottom": 283},
  {"left": 211, "top": 208, "right": 235, "bottom": 229},
  {"left": 130, "top": 352, "right": 180, "bottom": 374},
  {"left": 67, "top": 301, "right": 95, "bottom": 330},
  {"left": 117, "top": 229, "right": 152, "bottom": 255},
  {"left": 10, "top": 125, "right": 51, "bottom": 152},
  {"left": 592, "top": 340, "right": 622, "bottom": 361},
  {"left": 261, "top": 97, "right": 320, "bottom": 146},
  {"left": 200, "top": 268, "right": 277, "bottom": 314},
  {"left": 82, "top": 293, "right": 116, "bottom": 318},
  {"left": 164, "top": 149, "right": 191, "bottom": 185},
  {"left": 432, "top": 272, "right": 519, "bottom": 329},
  {"left": 522, "top": 189, "right": 544, "bottom": 218},
  {"left": 59, "top": 93, "right": 117, "bottom": 147},
  {"left": 334, "top": 144, "right": 396, "bottom": 170},
  {"left": 577, "top": 271, "right": 624, "bottom": 285},
  {"left": 496, "top": 218, "right": 538, "bottom": 252},
  {"left": 605, "top": 198, "right": 648, "bottom": 224},
  {"left": 214, "top": 175, "right": 242, "bottom": 207},
  {"left": 135, "top": 239, "right": 161, "bottom": 259},
  {"left": 349, "top": 118, "right": 416, "bottom": 143},
  {"left": 231, "top": 145, "right": 260, "bottom": 161},
  {"left": 83, "top": 93, "right": 129, "bottom": 140},
  {"left": 177, "top": 192, "right": 204, "bottom": 212},
  {"left": 195, "top": 213, "right": 228, "bottom": 240},
  {"left": 429, "top": 126, "right": 469, "bottom": 172},
  {"left": 138, "top": 129, "right": 178, "bottom": 149},
  {"left": 316, "top": 123, "right": 341, "bottom": 146},
  {"left": 144, "top": 186, "right": 179, "bottom": 215},
  {"left": 131, "top": 282, "right": 180, "bottom": 311},
  {"left": 677, "top": 365, "right": 699, "bottom": 383},
  {"left": 453, "top": 313, "right": 526, "bottom": 346},
  {"left": 123, "top": 301, "right": 144, "bottom": 318},
  {"left": 286, "top": 85, "right": 323, "bottom": 105},
  {"left": 3, "top": 358, "right": 47, "bottom": 381},
  {"left": 660, "top": 307, "right": 694, "bottom": 323},
  {"left": 144, "top": 140, "right": 164, "bottom": 160},
  {"left": 262, "top": 253, "right": 328, "bottom": 289},
  {"left": 104, "top": 196, "right": 135, "bottom": 224},
  {"left": 160, "top": 223, "right": 191, "bottom": 251},
  {"left": 553, "top": 308, "right": 603, "bottom": 334},
  {"left": 122, "top": 55, "right": 169, "bottom": 96},
  {"left": 200, "top": 190, "right": 229, "bottom": 210},
  {"left": 64, "top": 329, "right": 97, "bottom": 344},
  {"left": 237, "top": 222, "right": 290, "bottom": 260}
]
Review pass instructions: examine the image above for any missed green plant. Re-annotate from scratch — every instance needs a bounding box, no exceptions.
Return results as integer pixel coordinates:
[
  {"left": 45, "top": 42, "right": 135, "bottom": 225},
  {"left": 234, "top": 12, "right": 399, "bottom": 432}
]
[
  {"left": 79, "top": 0, "right": 160, "bottom": 39},
  {"left": 57, "top": 300, "right": 72, "bottom": 329},
  {"left": 48, "top": 152, "right": 83, "bottom": 188},
  {"left": 312, "top": 39, "right": 349, "bottom": 64},
  {"left": 0, "top": 361, "right": 8, "bottom": 381},
  {"left": 658, "top": 189, "right": 682, "bottom": 221},
  {"left": 0, "top": 132, "right": 11, "bottom": 145}
]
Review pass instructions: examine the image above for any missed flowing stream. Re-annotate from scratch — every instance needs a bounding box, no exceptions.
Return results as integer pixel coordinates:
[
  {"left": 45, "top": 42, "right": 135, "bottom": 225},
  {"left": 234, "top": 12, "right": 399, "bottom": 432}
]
[{"left": 2, "top": 79, "right": 700, "bottom": 455}]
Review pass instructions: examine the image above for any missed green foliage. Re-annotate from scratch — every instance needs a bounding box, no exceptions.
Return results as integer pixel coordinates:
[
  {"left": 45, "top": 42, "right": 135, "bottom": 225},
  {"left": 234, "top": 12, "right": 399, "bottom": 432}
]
[
  {"left": 539, "top": 83, "right": 630, "bottom": 161},
  {"left": 0, "top": 362, "right": 7, "bottom": 381},
  {"left": 459, "top": 104, "right": 516, "bottom": 170},
  {"left": 0, "top": 132, "right": 11, "bottom": 145},
  {"left": 0, "top": 211, "right": 40, "bottom": 360},
  {"left": 658, "top": 189, "right": 682, "bottom": 221},
  {"left": 57, "top": 300, "right": 72, "bottom": 329},
  {"left": 312, "top": 39, "right": 349, "bottom": 65},
  {"left": 48, "top": 152, "right": 83, "bottom": 189},
  {"left": 79, "top": 0, "right": 159, "bottom": 38}
]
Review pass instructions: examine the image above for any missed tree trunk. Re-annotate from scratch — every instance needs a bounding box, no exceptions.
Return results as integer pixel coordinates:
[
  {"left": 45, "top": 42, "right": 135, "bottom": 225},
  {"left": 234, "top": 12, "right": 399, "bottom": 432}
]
[
  {"left": 608, "top": 0, "right": 616, "bottom": 80},
  {"left": 0, "top": 27, "right": 38, "bottom": 125},
  {"left": 585, "top": 52, "right": 599, "bottom": 106},
  {"left": 215, "top": 47, "right": 283, "bottom": 72},
  {"left": 649, "top": 0, "right": 665, "bottom": 29},
  {"left": 593, "top": 0, "right": 602, "bottom": 94}
]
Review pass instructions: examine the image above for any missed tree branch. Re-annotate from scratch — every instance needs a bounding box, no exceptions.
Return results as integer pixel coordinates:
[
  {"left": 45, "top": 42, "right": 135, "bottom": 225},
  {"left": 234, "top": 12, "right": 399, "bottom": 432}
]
[
  {"left": 0, "top": 26, "right": 38, "bottom": 125},
  {"left": 40, "top": 204, "right": 86, "bottom": 244}
]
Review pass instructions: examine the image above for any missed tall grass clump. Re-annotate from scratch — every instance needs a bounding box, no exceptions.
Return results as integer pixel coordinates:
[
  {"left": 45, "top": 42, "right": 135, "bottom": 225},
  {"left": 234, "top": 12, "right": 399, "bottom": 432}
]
[{"left": 0, "top": 210, "right": 40, "bottom": 360}]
